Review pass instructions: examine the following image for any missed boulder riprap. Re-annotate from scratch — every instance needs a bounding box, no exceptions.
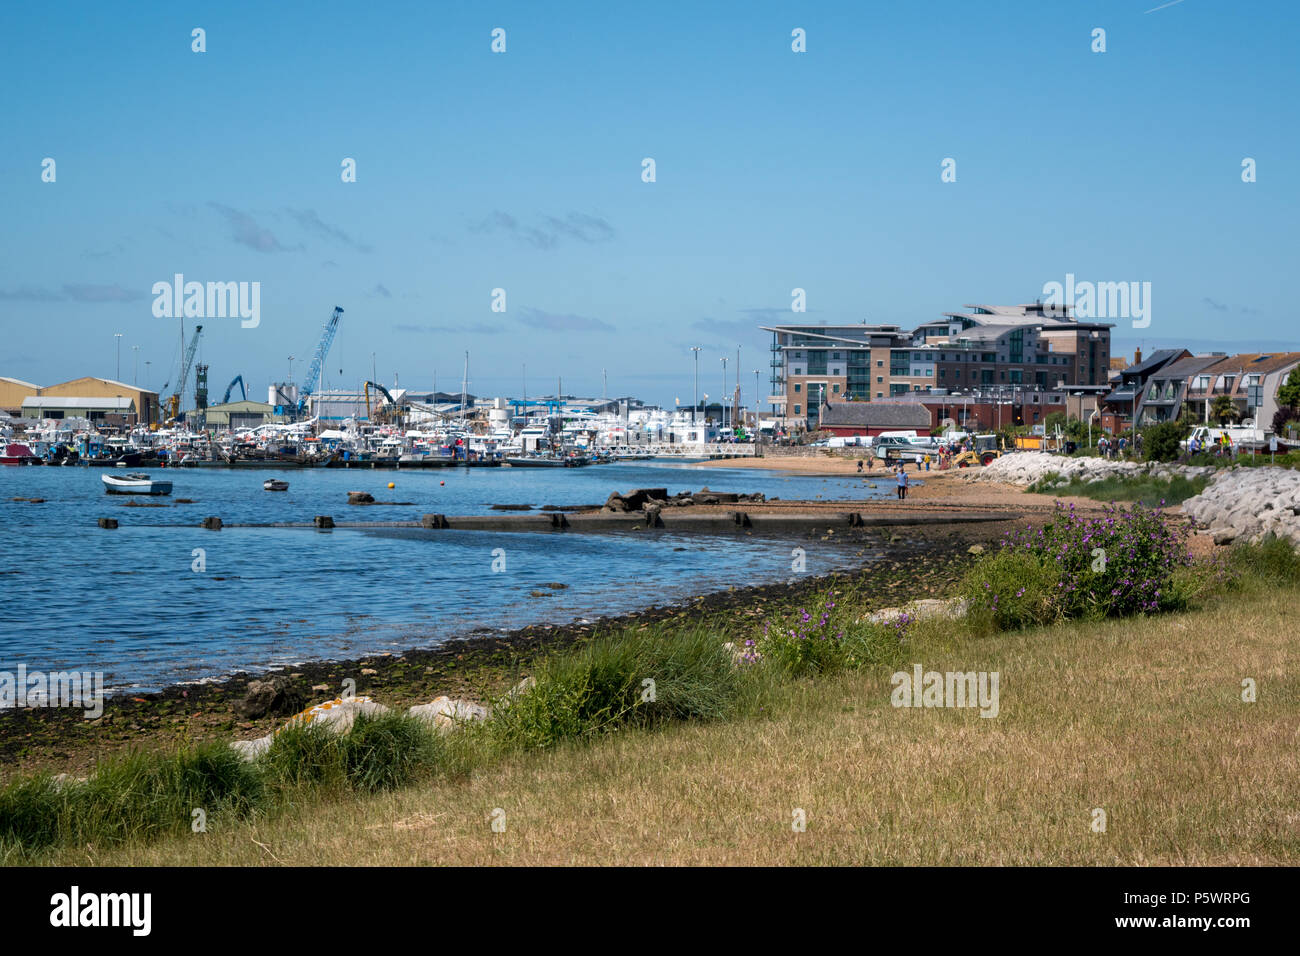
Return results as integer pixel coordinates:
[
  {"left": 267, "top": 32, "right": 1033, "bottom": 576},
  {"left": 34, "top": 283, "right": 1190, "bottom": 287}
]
[
  {"left": 966, "top": 452, "right": 1213, "bottom": 487},
  {"left": 1183, "top": 466, "right": 1300, "bottom": 545}
]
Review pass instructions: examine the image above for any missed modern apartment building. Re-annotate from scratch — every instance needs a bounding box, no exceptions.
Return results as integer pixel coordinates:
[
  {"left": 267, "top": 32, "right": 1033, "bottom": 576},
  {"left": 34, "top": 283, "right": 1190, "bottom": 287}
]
[{"left": 764, "top": 304, "right": 1113, "bottom": 429}]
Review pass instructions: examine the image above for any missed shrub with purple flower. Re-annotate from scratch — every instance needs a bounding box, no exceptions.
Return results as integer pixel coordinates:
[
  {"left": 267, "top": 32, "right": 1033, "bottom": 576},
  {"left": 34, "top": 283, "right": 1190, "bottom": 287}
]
[
  {"left": 754, "top": 590, "right": 908, "bottom": 675},
  {"left": 962, "top": 501, "right": 1196, "bottom": 630}
]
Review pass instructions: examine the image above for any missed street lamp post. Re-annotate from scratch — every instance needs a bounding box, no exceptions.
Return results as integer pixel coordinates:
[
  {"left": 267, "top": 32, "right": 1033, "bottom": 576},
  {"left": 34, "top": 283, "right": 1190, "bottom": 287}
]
[
  {"left": 114, "top": 333, "right": 123, "bottom": 381},
  {"left": 720, "top": 357, "right": 728, "bottom": 430},
  {"left": 754, "top": 369, "right": 760, "bottom": 443},
  {"left": 736, "top": 345, "right": 741, "bottom": 428}
]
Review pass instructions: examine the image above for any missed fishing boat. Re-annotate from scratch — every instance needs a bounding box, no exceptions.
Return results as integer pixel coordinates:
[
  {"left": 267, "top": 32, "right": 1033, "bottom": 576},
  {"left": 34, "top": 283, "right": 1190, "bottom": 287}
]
[
  {"left": 102, "top": 473, "right": 173, "bottom": 496},
  {"left": 263, "top": 478, "right": 290, "bottom": 491}
]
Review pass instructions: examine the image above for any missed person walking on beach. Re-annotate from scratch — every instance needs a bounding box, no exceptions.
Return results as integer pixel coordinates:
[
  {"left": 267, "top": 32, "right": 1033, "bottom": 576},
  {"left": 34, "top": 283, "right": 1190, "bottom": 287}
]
[
  {"left": 896, "top": 465, "right": 908, "bottom": 500},
  {"left": 857, "top": 458, "right": 864, "bottom": 473}
]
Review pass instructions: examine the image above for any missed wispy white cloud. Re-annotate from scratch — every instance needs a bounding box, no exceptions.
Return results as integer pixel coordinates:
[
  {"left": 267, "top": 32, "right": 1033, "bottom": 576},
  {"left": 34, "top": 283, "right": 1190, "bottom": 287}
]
[
  {"left": 517, "top": 307, "right": 615, "bottom": 332},
  {"left": 209, "top": 202, "right": 290, "bottom": 253},
  {"left": 286, "top": 208, "right": 372, "bottom": 253},
  {"left": 470, "top": 211, "right": 616, "bottom": 250}
]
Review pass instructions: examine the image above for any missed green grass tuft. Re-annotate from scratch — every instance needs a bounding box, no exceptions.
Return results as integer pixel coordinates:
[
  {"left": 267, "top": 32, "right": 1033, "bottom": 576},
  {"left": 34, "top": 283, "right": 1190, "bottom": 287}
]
[{"left": 1027, "top": 473, "right": 1208, "bottom": 506}]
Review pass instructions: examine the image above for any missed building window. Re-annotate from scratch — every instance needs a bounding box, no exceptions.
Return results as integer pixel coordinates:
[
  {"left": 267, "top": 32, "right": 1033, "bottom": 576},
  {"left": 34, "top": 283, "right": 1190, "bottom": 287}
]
[
  {"left": 832, "top": 383, "right": 840, "bottom": 394},
  {"left": 794, "top": 383, "right": 801, "bottom": 393},
  {"left": 793, "top": 404, "right": 801, "bottom": 415}
]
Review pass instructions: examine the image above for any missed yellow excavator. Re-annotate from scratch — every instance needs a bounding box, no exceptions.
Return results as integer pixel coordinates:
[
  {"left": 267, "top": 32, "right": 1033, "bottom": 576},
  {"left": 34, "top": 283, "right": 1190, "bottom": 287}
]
[{"left": 951, "top": 434, "right": 1003, "bottom": 467}]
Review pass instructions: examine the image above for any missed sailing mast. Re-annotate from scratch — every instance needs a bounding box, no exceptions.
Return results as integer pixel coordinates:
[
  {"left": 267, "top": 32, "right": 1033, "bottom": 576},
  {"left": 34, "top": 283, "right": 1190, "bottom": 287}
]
[{"left": 461, "top": 350, "right": 469, "bottom": 431}]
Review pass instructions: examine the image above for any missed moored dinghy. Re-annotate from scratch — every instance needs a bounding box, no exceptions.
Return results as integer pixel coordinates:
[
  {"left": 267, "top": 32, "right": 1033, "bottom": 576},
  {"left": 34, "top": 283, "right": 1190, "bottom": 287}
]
[
  {"left": 102, "top": 473, "right": 173, "bottom": 496},
  {"left": 263, "top": 478, "right": 290, "bottom": 491}
]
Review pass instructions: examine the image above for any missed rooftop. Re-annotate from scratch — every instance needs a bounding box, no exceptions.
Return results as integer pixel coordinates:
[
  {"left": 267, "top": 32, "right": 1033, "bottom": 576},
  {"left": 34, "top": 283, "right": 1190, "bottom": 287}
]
[
  {"left": 818, "top": 402, "right": 933, "bottom": 429},
  {"left": 22, "top": 396, "right": 135, "bottom": 410}
]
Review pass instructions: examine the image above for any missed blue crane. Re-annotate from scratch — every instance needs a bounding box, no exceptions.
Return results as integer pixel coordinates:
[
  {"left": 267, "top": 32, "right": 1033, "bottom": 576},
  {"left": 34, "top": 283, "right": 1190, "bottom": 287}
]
[
  {"left": 296, "top": 306, "right": 343, "bottom": 416},
  {"left": 222, "top": 375, "right": 246, "bottom": 404}
]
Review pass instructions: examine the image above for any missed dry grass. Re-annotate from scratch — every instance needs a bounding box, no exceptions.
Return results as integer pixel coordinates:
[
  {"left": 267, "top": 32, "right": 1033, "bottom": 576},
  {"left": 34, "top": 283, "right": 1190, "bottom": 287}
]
[{"left": 39, "top": 581, "right": 1299, "bottom": 867}]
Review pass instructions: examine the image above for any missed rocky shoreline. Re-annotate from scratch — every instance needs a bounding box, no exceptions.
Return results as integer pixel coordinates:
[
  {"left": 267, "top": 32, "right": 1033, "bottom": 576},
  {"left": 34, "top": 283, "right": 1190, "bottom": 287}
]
[
  {"left": 964, "top": 451, "right": 1217, "bottom": 486},
  {"left": 0, "top": 519, "right": 1005, "bottom": 778},
  {"left": 1183, "top": 466, "right": 1300, "bottom": 545},
  {"left": 964, "top": 451, "right": 1300, "bottom": 545}
]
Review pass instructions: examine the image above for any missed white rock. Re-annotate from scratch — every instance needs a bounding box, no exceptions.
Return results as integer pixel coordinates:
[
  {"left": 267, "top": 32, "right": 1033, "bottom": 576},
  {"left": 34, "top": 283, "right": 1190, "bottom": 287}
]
[
  {"left": 229, "top": 695, "right": 390, "bottom": 761},
  {"left": 865, "top": 597, "right": 969, "bottom": 625},
  {"left": 408, "top": 696, "right": 490, "bottom": 733},
  {"left": 231, "top": 735, "right": 274, "bottom": 760}
]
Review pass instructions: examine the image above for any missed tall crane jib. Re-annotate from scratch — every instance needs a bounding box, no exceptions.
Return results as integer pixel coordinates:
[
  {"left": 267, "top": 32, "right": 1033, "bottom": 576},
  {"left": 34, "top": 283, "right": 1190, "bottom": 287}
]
[
  {"left": 296, "top": 306, "right": 343, "bottom": 416},
  {"left": 167, "top": 324, "right": 203, "bottom": 421}
]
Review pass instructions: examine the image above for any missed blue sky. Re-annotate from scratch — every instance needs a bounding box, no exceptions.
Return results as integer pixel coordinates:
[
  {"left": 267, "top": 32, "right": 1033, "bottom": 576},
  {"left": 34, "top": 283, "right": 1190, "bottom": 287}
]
[{"left": 2, "top": 0, "right": 1296, "bottom": 407}]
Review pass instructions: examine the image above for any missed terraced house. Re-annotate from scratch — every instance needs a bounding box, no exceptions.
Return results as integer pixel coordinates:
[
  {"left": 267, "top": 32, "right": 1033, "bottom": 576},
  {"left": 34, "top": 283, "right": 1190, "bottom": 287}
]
[
  {"left": 1175, "top": 353, "right": 1300, "bottom": 425},
  {"left": 764, "top": 303, "right": 1112, "bottom": 430}
]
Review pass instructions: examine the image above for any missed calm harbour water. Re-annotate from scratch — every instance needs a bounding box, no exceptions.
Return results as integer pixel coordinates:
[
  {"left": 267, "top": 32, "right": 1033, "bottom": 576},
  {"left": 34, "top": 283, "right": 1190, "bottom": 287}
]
[{"left": 0, "top": 460, "right": 890, "bottom": 692}]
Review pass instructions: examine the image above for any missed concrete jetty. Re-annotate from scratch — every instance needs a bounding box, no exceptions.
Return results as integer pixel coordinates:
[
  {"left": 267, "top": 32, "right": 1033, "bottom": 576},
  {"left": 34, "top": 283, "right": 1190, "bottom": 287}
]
[{"left": 186, "top": 508, "right": 1020, "bottom": 535}]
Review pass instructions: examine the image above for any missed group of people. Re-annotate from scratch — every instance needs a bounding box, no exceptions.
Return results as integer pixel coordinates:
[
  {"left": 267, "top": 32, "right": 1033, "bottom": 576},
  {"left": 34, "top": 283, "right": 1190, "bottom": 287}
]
[
  {"left": 1097, "top": 433, "right": 1144, "bottom": 459},
  {"left": 1188, "top": 433, "right": 1232, "bottom": 456}
]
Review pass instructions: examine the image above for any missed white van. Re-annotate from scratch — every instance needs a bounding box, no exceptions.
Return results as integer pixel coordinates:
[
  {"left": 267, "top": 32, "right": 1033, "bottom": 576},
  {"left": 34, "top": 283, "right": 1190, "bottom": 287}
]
[
  {"left": 1181, "top": 421, "right": 1270, "bottom": 450},
  {"left": 875, "top": 430, "right": 922, "bottom": 444}
]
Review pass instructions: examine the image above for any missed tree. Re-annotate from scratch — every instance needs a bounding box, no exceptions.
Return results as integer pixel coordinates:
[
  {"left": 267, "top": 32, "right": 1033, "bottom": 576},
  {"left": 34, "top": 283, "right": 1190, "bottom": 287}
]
[
  {"left": 1061, "top": 415, "right": 1087, "bottom": 442},
  {"left": 1278, "top": 367, "right": 1300, "bottom": 411},
  {"left": 1210, "top": 394, "right": 1241, "bottom": 425},
  {"left": 1141, "top": 421, "right": 1188, "bottom": 462}
]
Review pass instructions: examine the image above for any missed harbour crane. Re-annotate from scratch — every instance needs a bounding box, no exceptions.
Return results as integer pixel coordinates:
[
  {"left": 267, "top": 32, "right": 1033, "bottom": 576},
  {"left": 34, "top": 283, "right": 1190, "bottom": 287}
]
[
  {"left": 294, "top": 306, "right": 343, "bottom": 419},
  {"left": 222, "top": 375, "right": 246, "bottom": 405},
  {"left": 164, "top": 324, "right": 203, "bottom": 422}
]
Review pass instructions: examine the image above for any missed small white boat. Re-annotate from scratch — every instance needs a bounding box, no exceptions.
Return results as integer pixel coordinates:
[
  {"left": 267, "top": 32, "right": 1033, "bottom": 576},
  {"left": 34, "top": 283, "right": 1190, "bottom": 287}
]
[
  {"left": 102, "top": 473, "right": 173, "bottom": 496},
  {"left": 263, "top": 479, "right": 289, "bottom": 491}
]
